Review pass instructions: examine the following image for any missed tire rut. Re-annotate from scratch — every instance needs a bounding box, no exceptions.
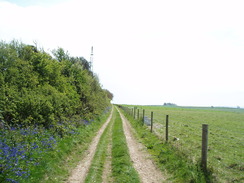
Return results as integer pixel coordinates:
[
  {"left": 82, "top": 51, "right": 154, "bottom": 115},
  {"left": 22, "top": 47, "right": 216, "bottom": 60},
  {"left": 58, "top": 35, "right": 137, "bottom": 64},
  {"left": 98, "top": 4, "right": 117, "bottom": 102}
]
[
  {"left": 117, "top": 108, "right": 166, "bottom": 183},
  {"left": 101, "top": 132, "right": 113, "bottom": 183},
  {"left": 66, "top": 107, "right": 113, "bottom": 183}
]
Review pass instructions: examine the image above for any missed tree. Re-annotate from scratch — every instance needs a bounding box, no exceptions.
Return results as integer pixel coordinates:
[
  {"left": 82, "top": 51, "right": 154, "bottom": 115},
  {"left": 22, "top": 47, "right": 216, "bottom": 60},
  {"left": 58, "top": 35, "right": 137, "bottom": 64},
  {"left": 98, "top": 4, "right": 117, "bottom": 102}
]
[
  {"left": 163, "top": 103, "right": 177, "bottom": 106},
  {"left": 52, "top": 47, "right": 69, "bottom": 62},
  {"left": 104, "top": 89, "right": 114, "bottom": 101}
]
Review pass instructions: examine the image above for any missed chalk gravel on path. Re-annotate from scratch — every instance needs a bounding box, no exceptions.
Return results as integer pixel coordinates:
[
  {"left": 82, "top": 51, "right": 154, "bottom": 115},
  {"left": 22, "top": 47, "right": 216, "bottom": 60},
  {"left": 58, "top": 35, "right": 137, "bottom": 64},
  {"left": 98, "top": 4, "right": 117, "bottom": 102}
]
[
  {"left": 66, "top": 107, "right": 113, "bottom": 183},
  {"left": 117, "top": 108, "right": 166, "bottom": 183},
  {"left": 67, "top": 106, "right": 165, "bottom": 183}
]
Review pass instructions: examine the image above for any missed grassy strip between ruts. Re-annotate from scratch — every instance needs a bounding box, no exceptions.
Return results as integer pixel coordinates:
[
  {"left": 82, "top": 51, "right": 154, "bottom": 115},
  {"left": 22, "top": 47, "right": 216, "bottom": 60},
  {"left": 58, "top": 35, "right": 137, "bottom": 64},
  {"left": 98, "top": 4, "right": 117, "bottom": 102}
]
[
  {"left": 84, "top": 108, "right": 115, "bottom": 183},
  {"left": 111, "top": 108, "right": 140, "bottom": 183},
  {"left": 25, "top": 108, "right": 112, "bottom": 183},
  {"left": 118, "top": 106, "right": 214, "bottom": 183}
]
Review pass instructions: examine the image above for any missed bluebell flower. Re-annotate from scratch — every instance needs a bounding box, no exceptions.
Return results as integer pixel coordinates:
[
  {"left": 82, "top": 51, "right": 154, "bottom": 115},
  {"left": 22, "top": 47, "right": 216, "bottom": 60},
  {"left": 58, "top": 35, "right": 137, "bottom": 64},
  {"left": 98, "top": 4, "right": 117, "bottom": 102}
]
[
  {"left": 0, "top": 123, "right": 62, "bottom": 182},
  {"left": 10, "top": 127, "right": 16, "bottom": 131},
  {"left": 83, "top": 120, "right": 89, "bottom": 125},
  {"left": 6, "top": 178, "right": 19, "bottom": 183}
]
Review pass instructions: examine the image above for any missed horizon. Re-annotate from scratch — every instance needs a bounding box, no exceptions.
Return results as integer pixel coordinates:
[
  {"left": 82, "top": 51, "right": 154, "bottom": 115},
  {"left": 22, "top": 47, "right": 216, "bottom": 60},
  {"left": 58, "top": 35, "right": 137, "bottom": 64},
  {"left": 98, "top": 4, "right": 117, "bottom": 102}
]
[{"left": 115, "top": 103, "right": 244, "bottom": 109}]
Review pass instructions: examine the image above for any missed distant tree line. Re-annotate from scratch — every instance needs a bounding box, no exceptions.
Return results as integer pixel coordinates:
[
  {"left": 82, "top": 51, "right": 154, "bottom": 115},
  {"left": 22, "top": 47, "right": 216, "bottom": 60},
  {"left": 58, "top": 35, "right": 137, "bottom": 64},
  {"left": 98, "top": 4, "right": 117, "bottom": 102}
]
[
  {"left": 163, "top": 103, "right": 177, "bottom": 106},
  {"left": 0, "top": 40, "right": 113, "bottom": 129}
]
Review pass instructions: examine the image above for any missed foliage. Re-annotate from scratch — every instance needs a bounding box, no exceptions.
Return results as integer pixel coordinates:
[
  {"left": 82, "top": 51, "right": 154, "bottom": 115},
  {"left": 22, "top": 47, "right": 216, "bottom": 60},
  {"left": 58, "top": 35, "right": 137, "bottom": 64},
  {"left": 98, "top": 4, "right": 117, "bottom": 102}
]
[
  {"left": 28, "top": 108, "right": 111, "bottom": 183},
  {"left": 104, "top": 89, "right": 114, "bottom": 101},
  {"left": 0, "top": 40, "right": 111, "bottom": 128},
  {"left": 0, "top": 126, "right": 58, "bottom": 183},
  {"left": 0, "top": 107, "right": 111, "bottom": 183},
  {"left": 0, "top": 40, "right": 112, "bottom": 182}
]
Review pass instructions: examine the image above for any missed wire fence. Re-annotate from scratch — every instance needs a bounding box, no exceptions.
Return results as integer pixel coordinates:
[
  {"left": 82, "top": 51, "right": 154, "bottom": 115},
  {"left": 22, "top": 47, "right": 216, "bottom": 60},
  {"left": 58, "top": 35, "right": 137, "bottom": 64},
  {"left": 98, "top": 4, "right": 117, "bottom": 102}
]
[{"left": 118, "top": 105, "right": 244, "bottom": 174}]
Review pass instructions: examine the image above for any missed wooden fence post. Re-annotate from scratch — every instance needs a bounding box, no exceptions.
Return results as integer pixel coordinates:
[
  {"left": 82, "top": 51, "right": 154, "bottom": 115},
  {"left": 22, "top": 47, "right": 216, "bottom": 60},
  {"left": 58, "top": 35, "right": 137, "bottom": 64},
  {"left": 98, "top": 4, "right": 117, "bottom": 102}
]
[
  {"left": 151, "top": 112, "right": 153, "bottom": 133},
  {"left": 142, "top": 109, "right": 145, "bottom": 125},
  {"left": 201, "top": 124, "right": 208, "bottom": 171},
  {"left": 166, "top": 115, "right": 169, "bottom": 142},
  {"left": 134, "top": 107, "right": 136, "bottom": 119},
  {"left": 137, "top": 109, "right": 139, "bottom": 120}
]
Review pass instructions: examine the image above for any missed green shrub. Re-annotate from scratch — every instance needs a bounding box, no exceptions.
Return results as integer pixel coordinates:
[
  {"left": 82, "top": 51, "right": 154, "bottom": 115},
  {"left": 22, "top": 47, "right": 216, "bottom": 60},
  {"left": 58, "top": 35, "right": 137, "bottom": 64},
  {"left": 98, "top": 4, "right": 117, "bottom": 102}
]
[{"left": 0, "top": 40, "right": 111, "bottom": 129}]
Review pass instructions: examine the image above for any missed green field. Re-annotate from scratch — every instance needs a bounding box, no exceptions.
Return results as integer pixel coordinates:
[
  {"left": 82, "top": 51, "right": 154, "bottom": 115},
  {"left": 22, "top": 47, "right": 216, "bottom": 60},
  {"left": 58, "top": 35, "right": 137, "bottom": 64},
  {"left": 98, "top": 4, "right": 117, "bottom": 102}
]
[{"left": 129, "top": 105, "right": 244, "bottom": 182}]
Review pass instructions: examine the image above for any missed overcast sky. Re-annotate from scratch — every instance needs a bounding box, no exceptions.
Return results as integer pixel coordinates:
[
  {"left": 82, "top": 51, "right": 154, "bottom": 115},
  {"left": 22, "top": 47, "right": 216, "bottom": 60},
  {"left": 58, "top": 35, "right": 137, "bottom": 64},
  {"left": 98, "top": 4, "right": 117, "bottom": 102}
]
[{"left": 1, "top": 0, "right": 244, "bottom": 107}]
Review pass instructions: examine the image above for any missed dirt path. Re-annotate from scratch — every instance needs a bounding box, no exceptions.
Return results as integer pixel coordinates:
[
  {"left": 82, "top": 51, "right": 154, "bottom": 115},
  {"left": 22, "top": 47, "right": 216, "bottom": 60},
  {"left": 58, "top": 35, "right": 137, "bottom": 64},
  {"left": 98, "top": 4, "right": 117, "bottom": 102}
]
[
  {"left": 66, "top": 107, "right": 113, "bottom": 183},
  {"left": 101, "top": 130, "right": 113, "bottom": 183},
  {"left": 117, "top": 108, "right": 166, "bottom": 183}
]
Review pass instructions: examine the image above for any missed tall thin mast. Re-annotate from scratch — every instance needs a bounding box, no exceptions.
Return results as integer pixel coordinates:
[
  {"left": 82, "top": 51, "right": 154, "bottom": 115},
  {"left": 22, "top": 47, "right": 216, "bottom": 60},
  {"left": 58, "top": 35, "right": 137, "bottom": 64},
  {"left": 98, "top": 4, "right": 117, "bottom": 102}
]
[{"left": 90, "top": 46, "right": 93, "bottom": 72}]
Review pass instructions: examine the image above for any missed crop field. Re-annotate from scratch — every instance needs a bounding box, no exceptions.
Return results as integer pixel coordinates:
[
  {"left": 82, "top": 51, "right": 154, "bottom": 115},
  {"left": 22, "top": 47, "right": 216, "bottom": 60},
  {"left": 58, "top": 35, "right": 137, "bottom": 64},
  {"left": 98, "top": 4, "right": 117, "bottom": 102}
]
[{"left": 132, "top": 105, "right": 244, "bottom": 182}]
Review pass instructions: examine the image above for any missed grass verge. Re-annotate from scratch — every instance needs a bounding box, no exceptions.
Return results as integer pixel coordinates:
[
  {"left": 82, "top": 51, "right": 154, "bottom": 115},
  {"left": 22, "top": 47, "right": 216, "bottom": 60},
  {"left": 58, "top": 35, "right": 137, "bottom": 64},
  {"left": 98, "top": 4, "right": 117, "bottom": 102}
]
[
  {"left": 141, "top": 105, "right": 244, "bottom": 182},
  {"left": 84, "top": 109, "right": 114, "bottom": 183},
  {"left": 25, "top": 108, "right": 112, "bottom": 183},
  {"left": 118, "top": 106, "right": 214, "bottom": 183},
  {"left": 111, "top": 108, "right": 140, "bottom": 183}
]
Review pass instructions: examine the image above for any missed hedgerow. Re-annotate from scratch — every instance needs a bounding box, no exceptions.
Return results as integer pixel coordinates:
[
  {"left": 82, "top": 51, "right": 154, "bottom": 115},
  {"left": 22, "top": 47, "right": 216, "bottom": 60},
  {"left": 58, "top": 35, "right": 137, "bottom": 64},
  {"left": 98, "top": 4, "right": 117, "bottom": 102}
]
[{"left": 0, "top": 40, "right": 112, "bottom": 182}]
